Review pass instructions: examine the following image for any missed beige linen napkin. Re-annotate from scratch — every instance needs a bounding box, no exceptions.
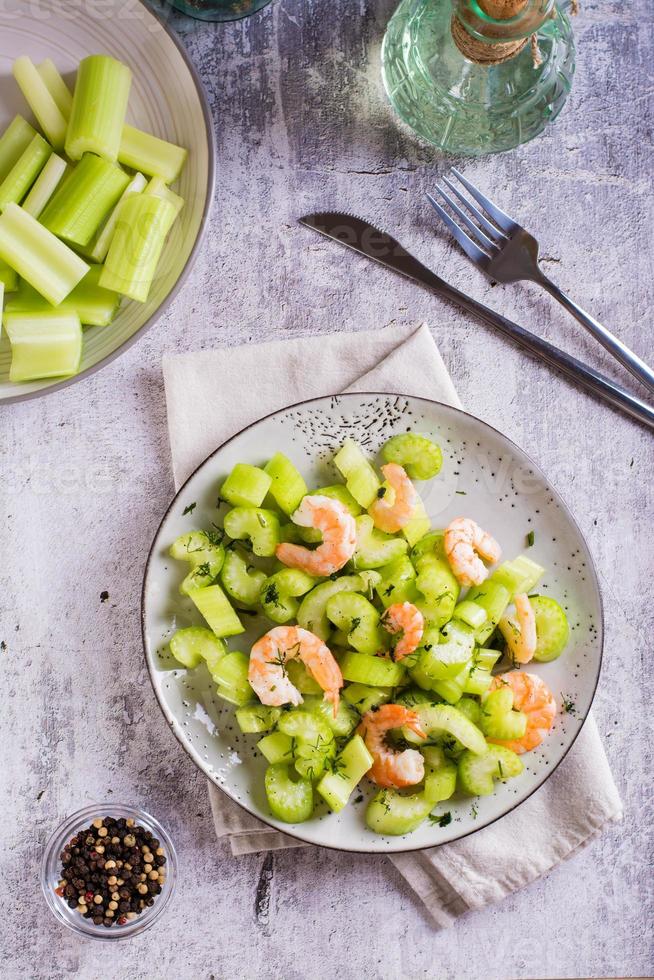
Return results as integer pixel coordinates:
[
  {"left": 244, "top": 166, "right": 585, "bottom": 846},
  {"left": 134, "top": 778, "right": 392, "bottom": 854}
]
[{"left": 163, "top": 322, "right": 622, "bottom": 929}]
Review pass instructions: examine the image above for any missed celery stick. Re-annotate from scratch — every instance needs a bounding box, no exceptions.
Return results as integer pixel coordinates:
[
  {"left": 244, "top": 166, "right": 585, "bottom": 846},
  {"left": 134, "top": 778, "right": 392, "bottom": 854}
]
[
  {"left": 37, "top": 59, "right": 73, "bottom": 119},
  {"left": 22, "top": 153, "right": 67, "bottom": 218},
  {"left": 4, "top": 311, "right": 82, "bottom": 382},
  {"left": 40, "top": 153, "right": 130, "bottom": 247},
  {"left": 0, "top": 259, "right": 18, "bottom": 292},
  {"left": 84, "top": 172, "right": 147, "bottom": 264},
  {"left": 100, "top": 193, "right": 177, "bottom": 302},
  {"left": 12, "top": 56, "right": 68, "bottom": 151},
  {"left": 66, "top": 55, "right": 131, "bottom": 162},
  {"left": 5, "top": 265, "right": 120, "bottom": 327},
  {"left": 119, "top": 124, "right": 188, "bottom": 183},
  {"left": 0, "top": 116, "right": 37, "bottom": 184},
  {"left": 0, "top": 203, "right": 89, "bottom": 306},
  {"left": 0, "top": 134, "right": 51, "bottom": 210},
  {"left": 0, "top": 283, "right": 4, "bottom": 335},
  {"left": 145, "top": 175, "right": 184, "bottom": 219}
]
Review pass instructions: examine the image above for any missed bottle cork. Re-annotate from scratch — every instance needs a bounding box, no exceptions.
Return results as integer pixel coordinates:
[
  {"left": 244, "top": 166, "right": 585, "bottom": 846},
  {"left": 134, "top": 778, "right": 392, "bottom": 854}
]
[{"left": 477, "top": 0, "right": 529, "bottom": 18}]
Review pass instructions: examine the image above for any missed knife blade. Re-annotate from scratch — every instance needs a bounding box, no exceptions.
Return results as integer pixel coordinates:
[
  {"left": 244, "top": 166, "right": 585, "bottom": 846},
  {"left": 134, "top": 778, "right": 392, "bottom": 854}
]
[{"left": 300, "top": 211, "right": 654, "bottom": 431}]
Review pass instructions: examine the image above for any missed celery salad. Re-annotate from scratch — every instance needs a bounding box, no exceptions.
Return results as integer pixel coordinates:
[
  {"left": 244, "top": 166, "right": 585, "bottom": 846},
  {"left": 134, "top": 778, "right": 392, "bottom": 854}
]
[
  {"left": 167, "top": 434, "right": 570, "bottom": 836},
  {"left": 0, "top": 55, "right": 187, "bottom": 384}
]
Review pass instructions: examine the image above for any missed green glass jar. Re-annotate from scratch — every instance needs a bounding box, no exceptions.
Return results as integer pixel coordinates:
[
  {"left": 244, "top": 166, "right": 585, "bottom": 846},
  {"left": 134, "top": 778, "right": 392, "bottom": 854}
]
[{"left": 382, "top": 0, "right": 575, "bottom": 155}]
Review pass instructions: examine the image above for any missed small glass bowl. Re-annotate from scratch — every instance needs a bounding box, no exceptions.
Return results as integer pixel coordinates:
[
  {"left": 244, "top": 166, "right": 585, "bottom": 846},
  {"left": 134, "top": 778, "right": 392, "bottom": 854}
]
[{"left": 40, "top": 803, "right": 177, "bottom": 941}]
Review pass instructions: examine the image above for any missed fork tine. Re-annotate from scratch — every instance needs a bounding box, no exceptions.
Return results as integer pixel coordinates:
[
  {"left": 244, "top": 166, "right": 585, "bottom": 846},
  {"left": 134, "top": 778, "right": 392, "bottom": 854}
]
[
  {"left": 442, "top": 175, "right": 508, "bottom": 244},
  {"left": 426, "top": 193, "right": 491, "bottom": 269},
  {"left": 435, "top": 183, "right": 499, "bottom": 253},
  {"left": 450, "top": 166, "right": 519, "bottom": 235}
]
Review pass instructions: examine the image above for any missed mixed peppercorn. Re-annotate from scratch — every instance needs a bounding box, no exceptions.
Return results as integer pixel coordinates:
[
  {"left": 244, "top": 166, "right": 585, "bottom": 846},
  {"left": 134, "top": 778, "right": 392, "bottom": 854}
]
[{"left": 54, "top": 816, "right": 166, "bottom": 928}]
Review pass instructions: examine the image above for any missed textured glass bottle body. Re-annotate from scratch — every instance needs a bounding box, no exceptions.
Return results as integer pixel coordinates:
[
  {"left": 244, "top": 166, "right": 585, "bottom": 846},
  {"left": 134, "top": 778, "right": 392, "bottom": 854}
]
[{"left": 381, "top": 0, "right": 575, "bottom": 156}]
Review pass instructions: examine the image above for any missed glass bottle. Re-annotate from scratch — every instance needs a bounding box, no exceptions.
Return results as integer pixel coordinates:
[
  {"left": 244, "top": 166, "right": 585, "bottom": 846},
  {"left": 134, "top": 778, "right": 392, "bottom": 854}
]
[{"left": 381, "top": 0, "right": 575, "bottom": 156}]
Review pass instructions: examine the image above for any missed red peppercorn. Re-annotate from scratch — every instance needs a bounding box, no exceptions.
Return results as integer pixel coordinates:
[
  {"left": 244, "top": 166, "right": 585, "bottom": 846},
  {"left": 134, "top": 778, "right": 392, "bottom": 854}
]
[
  {"left": 117, "top": 916, "right": 127, "bottom": 925},
  {"left": 85, "top": 891, "right": 94, "bottom": 901},
  {"left": 55, "top": 886, "right": 65, "bottom": 897}
]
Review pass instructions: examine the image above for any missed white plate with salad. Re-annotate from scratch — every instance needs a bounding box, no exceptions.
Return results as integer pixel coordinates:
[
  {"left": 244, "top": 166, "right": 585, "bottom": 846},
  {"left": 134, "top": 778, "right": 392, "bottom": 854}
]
[
  {"left": 142, "top": 393, "right": 603, "bottom": 852},
  {"left": 0, "top": 0, "right": 214, "bottom": 402}
]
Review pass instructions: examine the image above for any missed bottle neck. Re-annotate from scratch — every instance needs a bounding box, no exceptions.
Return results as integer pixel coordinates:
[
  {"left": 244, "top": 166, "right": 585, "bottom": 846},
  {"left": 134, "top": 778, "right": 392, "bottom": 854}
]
[{"left": 455, "top": 0, "right": 555, "bottom": 42}]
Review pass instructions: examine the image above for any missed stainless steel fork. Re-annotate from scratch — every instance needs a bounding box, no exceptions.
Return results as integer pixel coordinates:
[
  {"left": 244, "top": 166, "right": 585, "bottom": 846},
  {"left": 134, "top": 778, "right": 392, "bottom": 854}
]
[{"left": 427, "top": 168, "right": 654, "bottom": 396}]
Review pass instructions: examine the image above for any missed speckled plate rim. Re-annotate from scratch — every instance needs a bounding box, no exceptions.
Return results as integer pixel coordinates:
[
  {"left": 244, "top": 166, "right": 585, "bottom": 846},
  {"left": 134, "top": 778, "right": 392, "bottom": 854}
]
[
  {"left": 141, "top": 391, "right": 604, "bottom": 854},
  {"left": 2, "top": 0, "right": 216, "bottom": 406}
]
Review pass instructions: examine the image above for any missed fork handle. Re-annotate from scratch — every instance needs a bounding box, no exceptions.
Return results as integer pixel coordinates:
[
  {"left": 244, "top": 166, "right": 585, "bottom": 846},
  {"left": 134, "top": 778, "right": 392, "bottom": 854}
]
[{"left": 539, "top": 276, "right": 654, "bottom": 397}]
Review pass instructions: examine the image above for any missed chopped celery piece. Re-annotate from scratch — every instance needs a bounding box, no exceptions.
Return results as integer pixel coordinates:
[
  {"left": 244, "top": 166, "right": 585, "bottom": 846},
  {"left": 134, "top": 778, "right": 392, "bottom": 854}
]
[
  {"left": 479, "top": 688, "right": 527, "bottom": 740},
  {"left": 169, "top": 626, "right": 227, "bottom": 672},
  {"left": 260, "top": 568, "right": 316, "bottom": 624},
  {"left": 366, "top": 789, "right": 432, "bottom": 835},
  {"left": 0, "top": 116, "right": 37, "bottom": 184},
  {"left": 340, "top": 651, "right": 406, "bottom": 688},
  {"left": 119, "top": 124, "right": 188, "bottom": 183},
  {"left": 458, "top": 745, "right": 523, "bottom": 796},
  {"left": 411, "top": 530, "right": 446, "bottom": 563},
  {"left": 220, "top": 463, "right": 272, "bottom": 508},
  {"left": 0, "top": 203, "right": 89, "bottom": 306},
  {"left": 235, "top": 705, "right": 281, "bottom": 734},
  {"left": 0, "top": 260, "right": 17, "bottom": 292},
  {"left": 334, "top": 438, "right": 381, "bottom": 507},
  {"left": 466, "top": 580, "right": 511, "bottom": 644},
  {"left": 412, "top": 621, "right": 475, "bottom": 683},
  {"left": 37, "top": 59, "right": 73, "bottom": 119},
  {"left": 530, "top": 595, "right": 570, "bottom": 661},
  {"left": 0, "top": 134, "right": 51, "bottom": 210},
  {"left": 402, "top": 494, "right": 431, "bottom": 547},
  {"left": 492, "top": 555, "right": 544, "bottom": 596},
  {"left": 169, "top": 528, "right": 225, "bottom": 565},
  {"left": 41, "top": 153, "right": 130, "bottom": 247},
  {"left": 317, "top": 735, "right": 373, "bottom": 812},
  {"left": 375, "top": 555, "right": 417, "bottom": 608},
  {"left": 352, "top": 514, "right": 408, "bottom": 569},
  {"left": 211, "top": 650, "right": 251, "bottom": 700},
  {"left": 302, "top": 695, "right": 360, "bottom": 738},
  {"left": 22, "top": 153, "right": 67, "bottom": 218},
  {"left": 314, "top": 484, "right": 362, "bottom": 516},
  {"left": 257, "top": 731, "right": 294, "bottom": 764},
  {"left": 13, "top": 56, "right": 67, "bottom": 150},
  {"left": 278, "top": 710, "right": 335, "bottom": 780},
  {"left": 403, "top": 702, "right": 487, "bottom": 753},
  {"left": 263, "top": 452, "right": 308, "bottom": 514},
  {"left": 5, "top": 265, "right": 120, "bottom": 328},
  {"left": 382, "top": 432, "right": 443, "bottom": 480},
  {"left": 187, "top": 583, "right": 244, "bottom": 637},
  {"left": 297, "top": 573, "right": 378, "bottom": 640},
  {"left": 421, "top": 746, "right": 457, "bottom": 804},
  {"left": 66, "top": 55, "right": 132, "bottom": 161},
  {"left": 83, "top": 172, "right": 147, "bottom": 264},
  {"left": 265, "top": 764, "right": 314, "bottom": 823},
  {"left": 325, "top": 592, "right": 383, "bottom": 655},
  {"left": 145, "top": 176, "right": 184, "bottom": 220},
  {"left": 453, "top": 600, "right": 488, "bottom": 630},
  {"left": 223, "top": 507, "right": 281, "bottom": 557},
  {"left": 220, "top": 549, "right": 267, "bottom": 607},
  {"left": 395, "top": 687, "right": 437, "bottom": 708},
  {"left": 100, "top": 193, "right": 177, "bottom": 302},
  {"left": 4, "top": 311, "right": 82, "bottom": 382},
  {"left": 285, "top": 658, "right": 322, "bottom": 695},
  {"left": 414, "top": 550, "right": 459, "bottom": 627},
  {"left": 343, "top": 683, "right": 392, "bottom": 714}
]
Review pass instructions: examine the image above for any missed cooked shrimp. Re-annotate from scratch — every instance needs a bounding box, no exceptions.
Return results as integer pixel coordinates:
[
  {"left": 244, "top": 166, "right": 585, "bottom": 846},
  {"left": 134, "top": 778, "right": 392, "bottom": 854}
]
[
  {"left": 368, "top": 463, "right": 417, "bottom": 534},
  {"left": 358, "top": 703, "right": 426, "bottom": 788},
  {"left": 381, "top": 602, "right": 424, "bottom": 661},
  {"left": 249, "top": 625, "right": 343, "bottom": 713},
  {"left": 489, "top": 672, "right": 556, "bottom": 754},
  {"left": 275, "top": 495, "right": 356, "bottom": 576},
  {"left": 498, "top": 593, "right": 537, "bottom": 664},
  {"left": 444, "top": 516, "right": 501, "bottom": 587}
]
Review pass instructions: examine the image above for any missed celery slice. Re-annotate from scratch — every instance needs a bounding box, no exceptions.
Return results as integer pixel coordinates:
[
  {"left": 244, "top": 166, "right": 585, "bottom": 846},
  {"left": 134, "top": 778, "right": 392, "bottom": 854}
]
[
  {"left": 145, "top": 175, "right": 184, "bottom": 220},
  {"left": 41, "top": 153, "right": 130, "bottom": 247},
  {"left": 4, "top": 311, "right": 82, "bottom": 382},
  {"left": 12, "top": 56, "right": 68, "bottom": 151},
  {"left": 66, "top": 55, "right": 132, "bottom": 161},
  {"left": 0, "top": 259, "right": 18, "bottom": 292},
  {"left": 0, "top": 283, "right": 4, "bottom": 335},
  {"left": 5, "top": 265, "right": 120, "bottom": 327},
  {"left": 265, "top": 764, "right": 314, "bottom": 823},
  {"left": 119, "top": 124, "right": 188, "bottom": 183},
  {"left": 22, "top": 153, "right": 68, "bottom": 219},
  {"left": 257, "top": 731, "right": 294, "bottom": 764},
  {"left": 220, "top": 463, "right": 272, "bottom": 508},
  {"left": 0, "top": 116, "right": 37, "bottom": 184},
  {"left": 0, "top": 204, "right": 89, "bottom": 306},
  {"left": 317, "top": 735, "right": 373, "bottom": 812},
  {"left": 37, "top": 59, "right": 73, "bottom": 119},
  {"left": 264, "top": 452, "right": 308, "bottom": 514},
  {"left": 235, "top": 705, "right": 281, "bottom": 734},
  {"left": 0, "top": 134, "right": 51, "bottom": 210},
  {"left": 187, "top": 583, "right": 244, "bottom": 637},
  {"left": 340, "top": 651, "right": 406, "bottom": 687},
  {"left": 99, "top": 193, "right": 177, "bottom": 302},
  {"left": 83, "top": 172, "right": 147, "bottom": 264},
  {"left": 366, "top": 789, "right": 432, "bottom": 835}
]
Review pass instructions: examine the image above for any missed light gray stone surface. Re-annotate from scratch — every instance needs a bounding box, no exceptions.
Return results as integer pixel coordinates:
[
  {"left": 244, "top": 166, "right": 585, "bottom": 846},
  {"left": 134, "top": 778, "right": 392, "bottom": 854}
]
[{"left": 1, "top": 1, "right": 652, "bottom": 977}]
